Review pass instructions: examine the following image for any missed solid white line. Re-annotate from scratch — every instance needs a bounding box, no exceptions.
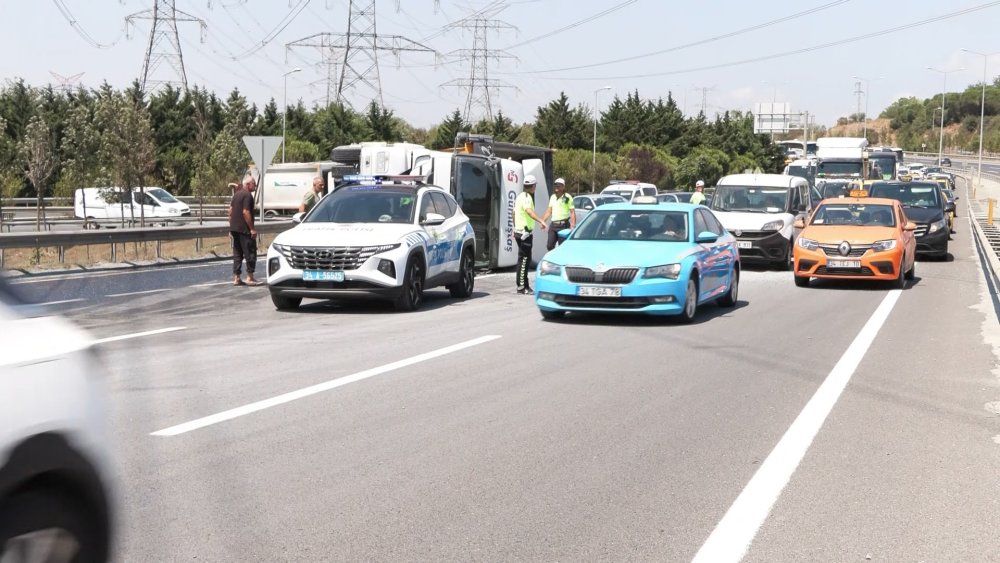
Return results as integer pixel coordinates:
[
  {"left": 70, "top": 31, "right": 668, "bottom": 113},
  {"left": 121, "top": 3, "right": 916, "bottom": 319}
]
[
  {"left": 37, "top": 298, "right": 85, "bottom": 306},
  {"left": 105, "top": 288, "right": 169, "bottom": 297},
  {"left": 151, "top": 334, "right": 503, "bottom": 437},
  {"left": 93, "top": 326, "right": 187, "bottom": 345},
  {"left": 691, "top": 289, "right": 902, "bottom": 563},
  {"left": 192, "top": 281, "right": 235, "bottom": 287}
]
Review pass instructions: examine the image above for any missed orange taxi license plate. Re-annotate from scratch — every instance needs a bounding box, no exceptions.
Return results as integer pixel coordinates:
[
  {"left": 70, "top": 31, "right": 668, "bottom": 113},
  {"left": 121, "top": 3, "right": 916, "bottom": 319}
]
[
  {"left": 827, "top": 259, "right": 861, "bottom": 269},
  {"left": 577, "top": 286, "right": 621, "bottom": 297}
]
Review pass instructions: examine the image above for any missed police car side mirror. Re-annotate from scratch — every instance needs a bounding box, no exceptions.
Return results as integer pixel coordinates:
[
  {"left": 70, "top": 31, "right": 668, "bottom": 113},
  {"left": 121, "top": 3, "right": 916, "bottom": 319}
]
[
  {"left": 422, "top": 212, "right": 446, "bottom": 226},
  {"left": 292, "top": 212, "right": 305, "bottom": 224}
]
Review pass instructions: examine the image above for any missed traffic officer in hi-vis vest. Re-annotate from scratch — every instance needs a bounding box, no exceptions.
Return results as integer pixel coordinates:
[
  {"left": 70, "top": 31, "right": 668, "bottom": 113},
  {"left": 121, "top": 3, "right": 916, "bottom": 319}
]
[
  {"left": 514, "top": 174, "right": 547, "bottom": 295},
  {"left": 541, "top": 177, "right": 576, "bottom": 251}
]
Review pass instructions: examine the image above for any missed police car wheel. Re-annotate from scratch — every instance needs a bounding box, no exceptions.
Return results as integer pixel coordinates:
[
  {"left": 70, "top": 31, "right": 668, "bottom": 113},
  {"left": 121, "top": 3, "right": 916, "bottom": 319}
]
[
  {"left": 271, "top": 293, "right": 301, "bottom": 311},
  {"left": 394, "top": 258, "right": 424, "bottom": 312},
  {"left": 448, "top": 249, "right": 475, "bottom": 298}
]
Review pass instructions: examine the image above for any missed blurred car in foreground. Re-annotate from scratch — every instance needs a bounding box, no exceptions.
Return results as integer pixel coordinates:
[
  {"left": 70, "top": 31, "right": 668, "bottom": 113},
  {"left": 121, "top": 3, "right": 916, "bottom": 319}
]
[
  {"left": 792, "top": 198, "right": 916, "bottom": 288},
  {"left": 0, "top": 279, "right": 114, "bottom": 562},
  {"left": 535, "top": 198, "right": 740, "bottom": 322}
]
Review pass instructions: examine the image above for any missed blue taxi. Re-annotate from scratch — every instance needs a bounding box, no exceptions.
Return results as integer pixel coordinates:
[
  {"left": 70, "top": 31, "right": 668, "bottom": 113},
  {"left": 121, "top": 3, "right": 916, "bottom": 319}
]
[{"left": 534, "top": 198, "right": 740, "bottom": 322}]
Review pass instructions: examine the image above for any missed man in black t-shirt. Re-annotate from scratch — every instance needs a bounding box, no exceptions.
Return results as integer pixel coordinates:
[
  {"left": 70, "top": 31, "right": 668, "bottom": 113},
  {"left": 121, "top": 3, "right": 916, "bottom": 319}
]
[{"left": 229, "top": 177, "right": 260, "bottom": 286}]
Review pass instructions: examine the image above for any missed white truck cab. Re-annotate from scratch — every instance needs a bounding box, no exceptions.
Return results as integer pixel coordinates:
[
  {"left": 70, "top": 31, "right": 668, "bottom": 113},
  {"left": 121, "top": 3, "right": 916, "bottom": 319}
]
[{"left": 709, "top": 174, "right": 814, "bottom": 268}]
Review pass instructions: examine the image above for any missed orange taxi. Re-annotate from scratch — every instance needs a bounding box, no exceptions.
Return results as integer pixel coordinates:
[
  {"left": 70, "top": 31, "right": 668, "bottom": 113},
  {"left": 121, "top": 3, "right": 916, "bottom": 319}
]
[{"left": 792, "top": 197, "right": 916, "bottom": 288}]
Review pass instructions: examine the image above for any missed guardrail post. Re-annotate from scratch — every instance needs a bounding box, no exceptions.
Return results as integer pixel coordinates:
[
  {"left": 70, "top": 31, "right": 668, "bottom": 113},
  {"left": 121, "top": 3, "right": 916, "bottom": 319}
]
[
  {"left": 989, "top": 199, "right": 996, "bottom": 226},
  {"left": 58, "top": 245, "right": 65, "bottom": 263},
  {"left": 156, "top": 240, "right": 161, "bottom": 259},
  {"left": 111, "top": 242, "right": 117, "bottom": 262}
]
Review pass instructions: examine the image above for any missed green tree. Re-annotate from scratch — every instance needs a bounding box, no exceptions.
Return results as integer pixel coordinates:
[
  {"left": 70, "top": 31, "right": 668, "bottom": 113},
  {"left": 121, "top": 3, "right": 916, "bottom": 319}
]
[
  {"left": 674, "top": 147, "right": 729, "bottom": 189},
  {"left": 364, "top": 101, "right": 401, "bottom": 141},
  {"left": 534, "top": 92, "right": 591, "bottom": 149},
  {"left": 96, "top": 92, "right": 157, "bottom": 226},
  {"left": 616, "top": 143, "right": 678, "bottom": 189},
  {"left": 430, "top": 109, "right": 468, "bottom": 150},
  {"left": 18, "top": 115, "right": 56, "bottom": 229},
  {"left": 56, "top": 102, "right": 105, "bottom": 198},
  {"left": 552, "top": 148, "right": 616, "bottom": 194}
]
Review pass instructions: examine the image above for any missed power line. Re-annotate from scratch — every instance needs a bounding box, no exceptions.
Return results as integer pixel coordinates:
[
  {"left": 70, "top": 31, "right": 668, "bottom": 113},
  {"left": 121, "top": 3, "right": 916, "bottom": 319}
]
[
  {"left": 539, "top": 0, "right": 1000, "bottom": 81},
  {"left": 512, "top": 0, "right": 850, "bottom": 75},
  {"left": 52, "top": 0, "right": 124, "bottom": 49},
  {"left": 227, "top": 0, "right": 311, "bottom": 60},
  {"left": 503, "top": 0, "right": 637, "bottom": 50}
]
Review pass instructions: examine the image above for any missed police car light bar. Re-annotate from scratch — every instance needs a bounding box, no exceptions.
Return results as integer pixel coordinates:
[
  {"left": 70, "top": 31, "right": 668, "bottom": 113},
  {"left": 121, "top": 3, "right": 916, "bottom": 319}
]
[{"left": 341, "top": 174, "right": 429, "bottom": 185}]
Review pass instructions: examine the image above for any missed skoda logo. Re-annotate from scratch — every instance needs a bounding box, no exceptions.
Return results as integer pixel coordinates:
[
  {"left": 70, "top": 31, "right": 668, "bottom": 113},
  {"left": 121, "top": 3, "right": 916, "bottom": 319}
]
[
  {"left": 594, "top": 262, "right": 607, "bottom": 273},
  {"left": 838, "top": 241, "right": 851, "bottom": 256},
  {"left": 734, "top": 229, "right": 742, "bottom": 237}
]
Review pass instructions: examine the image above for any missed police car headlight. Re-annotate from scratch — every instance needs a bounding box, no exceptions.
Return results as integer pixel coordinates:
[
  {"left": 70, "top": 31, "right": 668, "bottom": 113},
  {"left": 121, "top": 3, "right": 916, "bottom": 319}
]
[
  {"left": 539, "top": 260, "right": 562, "bottom": 276},
  {"left": 644, "top": 263, "right": 681, "bottom": 280},
  {"left": 762, "top": 219, "right": 785, "bottom": 232},
  {"left": 928, "top": 219, "right": 947, "bottom": 234},
  {"left": 271, "top": 243, "right": 293, "bottom": 261}
]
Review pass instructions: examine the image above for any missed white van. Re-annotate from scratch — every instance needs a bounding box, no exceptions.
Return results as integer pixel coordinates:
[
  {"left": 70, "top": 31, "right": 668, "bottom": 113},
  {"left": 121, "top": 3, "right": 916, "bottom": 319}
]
[
  {"left": 600, "top": 181, "right": 658, "bottom": 202},
  {"left": 74, "top": 187, "right": 190, "bottom": 224},
  {"left": 709, "top": 174, "right": 814, "bottom": 269}
]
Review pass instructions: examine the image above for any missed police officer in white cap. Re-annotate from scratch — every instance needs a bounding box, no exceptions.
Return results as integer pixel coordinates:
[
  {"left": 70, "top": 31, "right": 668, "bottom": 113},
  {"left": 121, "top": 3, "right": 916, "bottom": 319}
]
[
  {"left": 690, "top": 180, "right": 707, "bottom": 205},
  {"left": 513, "top": 174, "right": 546, "bottom": 294},
  {"left": 541, "top": 177, "right": 576, "bottom": 251}
]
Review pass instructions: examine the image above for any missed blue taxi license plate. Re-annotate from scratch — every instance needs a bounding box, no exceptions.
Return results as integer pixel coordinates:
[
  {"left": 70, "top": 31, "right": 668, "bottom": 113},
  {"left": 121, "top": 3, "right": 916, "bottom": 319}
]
[
  {"left": 577, "top": 286, "right": 621, "bottom": 297},
  {"left": 303, "top": 270, "right": 344, "bottom": 282}
]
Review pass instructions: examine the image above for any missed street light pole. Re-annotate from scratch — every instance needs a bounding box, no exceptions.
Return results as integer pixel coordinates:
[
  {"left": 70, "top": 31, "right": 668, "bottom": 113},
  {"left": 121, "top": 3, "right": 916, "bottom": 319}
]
[
  {"left": 962, "top": 49, "right": 1000, "bottom": 194},
  {"left": 282, "top": 67, "right": 302, "bottom": 163},
  {"left": 592, "top": 86, "right": 612, "bottom": 190},
  {"left": 852, "top": 75, "right": 884, "bottom": 142},
  {"left": 926, "top": 66, "right": 964, "bottom": 165}
]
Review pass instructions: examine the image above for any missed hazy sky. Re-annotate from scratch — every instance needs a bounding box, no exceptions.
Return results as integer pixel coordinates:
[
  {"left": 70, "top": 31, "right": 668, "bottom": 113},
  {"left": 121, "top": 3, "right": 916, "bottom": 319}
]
[{"left": 7, "top": 0, "right": 1000, "bottom": 130}]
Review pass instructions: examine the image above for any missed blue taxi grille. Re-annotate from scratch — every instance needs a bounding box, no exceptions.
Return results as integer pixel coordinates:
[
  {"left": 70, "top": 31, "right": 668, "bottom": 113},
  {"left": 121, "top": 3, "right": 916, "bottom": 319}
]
[{"left": 565, "top": 267, "right": 638, "bottom": 284}]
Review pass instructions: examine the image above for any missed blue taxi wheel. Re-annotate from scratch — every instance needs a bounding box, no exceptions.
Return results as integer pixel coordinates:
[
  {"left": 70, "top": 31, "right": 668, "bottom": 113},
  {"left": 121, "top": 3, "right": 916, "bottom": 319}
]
[
  {"left": 679, "top": 277, "right": 698, "bottom": 324},
  {"left": 540, "top": 309, "right": 565, "bottom": 320}
]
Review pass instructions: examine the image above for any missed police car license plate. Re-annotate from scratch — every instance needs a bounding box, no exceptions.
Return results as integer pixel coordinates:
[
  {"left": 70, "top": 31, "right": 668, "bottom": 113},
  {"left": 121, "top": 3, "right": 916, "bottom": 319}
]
[
  {"left": 827, "top": 259, "right": 861, "bottom": 269},
  {"left": 577, "top": 286, "right": 621, "bottom": 297},
  {"left": 303, "top": 270, "right": 345, "bottom": 282},
  {"left": 736, "top": 241, "right": 752, "bottom": 249}
]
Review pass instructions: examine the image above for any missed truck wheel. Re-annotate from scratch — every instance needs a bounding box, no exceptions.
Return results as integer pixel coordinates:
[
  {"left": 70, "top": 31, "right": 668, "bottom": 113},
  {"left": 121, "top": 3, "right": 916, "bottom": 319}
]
[
  {"left": 394, "top": 258, "right": 424, "bottom": 312},
  {"left": 447, "top": 248, "right": 475, "bottom": 298},
  {"left": 271, "top": 293, "right": 301, "bottom": 310}
]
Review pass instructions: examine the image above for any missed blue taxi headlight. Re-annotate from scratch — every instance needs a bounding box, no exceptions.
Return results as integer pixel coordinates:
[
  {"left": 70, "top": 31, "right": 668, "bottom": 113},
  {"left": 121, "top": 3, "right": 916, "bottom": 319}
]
[
  {"left": 539, "top": 260, "right": 562, "bottom": 276},
  {"left": 643, "top": 263, "right": 681, "bottom": 280}
]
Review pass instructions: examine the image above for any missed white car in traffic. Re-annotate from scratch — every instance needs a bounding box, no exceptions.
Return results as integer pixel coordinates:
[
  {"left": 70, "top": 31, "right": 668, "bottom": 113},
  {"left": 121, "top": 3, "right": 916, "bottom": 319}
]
[{"left": 266, "top": 177, "right": 477, "bottom": 311}]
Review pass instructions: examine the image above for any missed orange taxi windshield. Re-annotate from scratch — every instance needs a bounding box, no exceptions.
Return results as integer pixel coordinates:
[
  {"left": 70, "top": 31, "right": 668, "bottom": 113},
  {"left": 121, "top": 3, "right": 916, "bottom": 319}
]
[{"left": 809, "top": 203, "right": 896, "bottom": 228}]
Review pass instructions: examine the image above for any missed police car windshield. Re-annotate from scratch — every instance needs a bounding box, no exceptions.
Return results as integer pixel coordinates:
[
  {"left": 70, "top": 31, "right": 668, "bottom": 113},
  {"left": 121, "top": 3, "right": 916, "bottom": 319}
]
[
  {"left": 305, "top": 187, "right": 416, "bottom": 224},
  {"left": 572, "top": 210, "right": 688, "bottom": 242}
]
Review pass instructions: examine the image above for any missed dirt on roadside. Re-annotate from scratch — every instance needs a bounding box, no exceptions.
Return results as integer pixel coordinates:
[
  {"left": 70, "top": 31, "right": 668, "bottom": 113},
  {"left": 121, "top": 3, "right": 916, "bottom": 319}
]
[{"left": 1, "top": 234, "right": 278, "bottom": 273}]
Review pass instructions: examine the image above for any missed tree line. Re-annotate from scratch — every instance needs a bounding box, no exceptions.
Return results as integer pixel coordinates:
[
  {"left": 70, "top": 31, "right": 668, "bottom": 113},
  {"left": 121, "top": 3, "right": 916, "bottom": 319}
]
[{"left": 0, "top": 79, "right": 786, "bottom": 207}]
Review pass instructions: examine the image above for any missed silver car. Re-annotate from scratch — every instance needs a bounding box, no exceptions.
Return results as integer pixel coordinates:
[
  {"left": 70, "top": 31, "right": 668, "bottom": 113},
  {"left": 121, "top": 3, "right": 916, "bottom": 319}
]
[{"left": 573, "top": 193, "right": 627, "bottom": 223}]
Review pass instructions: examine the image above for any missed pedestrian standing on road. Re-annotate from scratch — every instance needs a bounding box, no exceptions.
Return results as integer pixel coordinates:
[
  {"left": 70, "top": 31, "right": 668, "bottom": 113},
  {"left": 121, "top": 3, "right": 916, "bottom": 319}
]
[
  {"left": 541, "top": 177, "right": 576, "bottom": 251},
  {"left": 299, "top": 176, "right": 324, "bottom": 214},
  {"left": 229, "top": 176, "right": 261, "bottom": 286},
  {"left": 690, "top": 180, "right": 707, "bottom": 205},
  {"left": 514, "top": 174, "right": 547, "bottom": 295}
]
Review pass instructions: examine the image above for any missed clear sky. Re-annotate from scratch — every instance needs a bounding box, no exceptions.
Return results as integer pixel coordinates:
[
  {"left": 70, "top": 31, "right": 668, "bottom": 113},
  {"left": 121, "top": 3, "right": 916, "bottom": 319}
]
[{"left": 6, "top": 0, "right": 1000, "bottom": 130}]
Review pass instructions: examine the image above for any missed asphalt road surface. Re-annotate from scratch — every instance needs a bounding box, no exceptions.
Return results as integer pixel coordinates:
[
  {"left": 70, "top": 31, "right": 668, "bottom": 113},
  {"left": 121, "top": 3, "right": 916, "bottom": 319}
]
[{"left": 8, "top": 180, "right": 1000, "bottom": 562}]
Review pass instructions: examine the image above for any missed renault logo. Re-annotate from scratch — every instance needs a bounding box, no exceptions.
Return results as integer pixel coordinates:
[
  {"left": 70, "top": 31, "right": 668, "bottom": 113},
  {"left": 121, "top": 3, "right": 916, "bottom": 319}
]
[{"left": 838, "top": 241, "right": 851, "bottom": 256}]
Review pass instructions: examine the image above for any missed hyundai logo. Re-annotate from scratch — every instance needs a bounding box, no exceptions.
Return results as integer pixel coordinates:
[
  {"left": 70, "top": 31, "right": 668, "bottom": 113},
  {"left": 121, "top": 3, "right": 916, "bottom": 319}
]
[
  {"left": 315, "top": 250, "right": 333, "bottom": 260},
  {"left": 838, "top": 241, "right": 851, "bottom": 256}
]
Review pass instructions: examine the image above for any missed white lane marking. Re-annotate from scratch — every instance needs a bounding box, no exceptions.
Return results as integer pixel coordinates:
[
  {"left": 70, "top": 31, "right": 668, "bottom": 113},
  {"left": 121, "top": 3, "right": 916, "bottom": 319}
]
[
  {"left": 37, "top": 298, "right": 85, "bottom": 306},
  {"left": 152, "top": 334, "right": 503, "bottom": 437},
  {"left": 94, "top": 326, "right": 187, "bottom": 345},
  {"left": 692, "top": 289, "right": 902, "bottom": 563},
  {"left": 6, "top": 258, "right": 264, "bottom": 285},
  {"left": 192, "top": 281, "right": 235, "bottom": 287},
  {"left": 105, "top": 288, "right": 169, "bottom": 297}
]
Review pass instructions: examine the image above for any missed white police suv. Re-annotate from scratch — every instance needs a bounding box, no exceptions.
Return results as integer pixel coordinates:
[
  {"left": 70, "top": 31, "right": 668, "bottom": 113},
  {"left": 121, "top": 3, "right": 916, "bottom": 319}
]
[{"left": 266, "top": 176, "right": 476, "bottom": 311}]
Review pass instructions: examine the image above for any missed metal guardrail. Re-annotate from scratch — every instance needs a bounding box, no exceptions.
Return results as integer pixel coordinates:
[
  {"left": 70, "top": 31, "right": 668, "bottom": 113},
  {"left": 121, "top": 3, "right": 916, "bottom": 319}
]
[{"left": 0, "top": 220, "right": 292, "bottom": 269}]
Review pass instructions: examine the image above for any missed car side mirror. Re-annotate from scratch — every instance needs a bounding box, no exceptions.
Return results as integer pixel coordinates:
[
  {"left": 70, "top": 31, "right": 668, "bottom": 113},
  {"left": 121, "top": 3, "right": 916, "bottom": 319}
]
[
  {"left": 422, "top": 212, "right": 446, "bottom": 226},
  {"left": 945, "top": 202, "right": 956, "bottom": 212},
  {"left": 793, "top": 218, "right": 805, "bottom": 229},
  {"left": 903, "top": 221, "right": 917, "bottom": 231},
  {"left": 292, "top": 212, "right": 305, "bottom": 224},
  {"left": 696, "top": 231, "right": 719, "bottom": 243},
  {"left": 558, "top": 228, "right": 571, "bottom": 241}
]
